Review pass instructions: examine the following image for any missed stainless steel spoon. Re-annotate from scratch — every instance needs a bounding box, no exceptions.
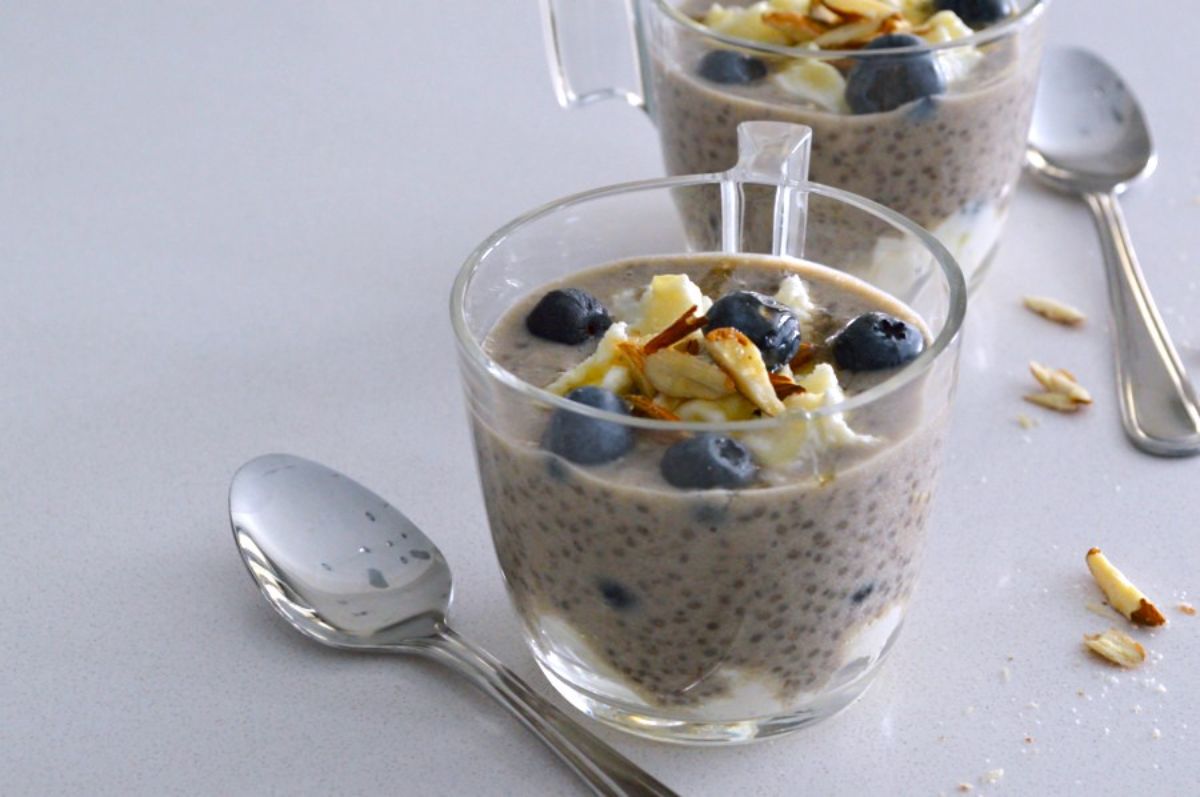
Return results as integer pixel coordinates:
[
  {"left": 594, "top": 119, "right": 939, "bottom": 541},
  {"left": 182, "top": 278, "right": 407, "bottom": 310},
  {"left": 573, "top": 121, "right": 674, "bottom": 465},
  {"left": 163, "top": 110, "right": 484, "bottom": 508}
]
[
  {"left": 1026, "top": 47, "right": 1200, "bottom": 456},
  {"left": 230, "top": 453, "right": 677, "bottom": 797}
]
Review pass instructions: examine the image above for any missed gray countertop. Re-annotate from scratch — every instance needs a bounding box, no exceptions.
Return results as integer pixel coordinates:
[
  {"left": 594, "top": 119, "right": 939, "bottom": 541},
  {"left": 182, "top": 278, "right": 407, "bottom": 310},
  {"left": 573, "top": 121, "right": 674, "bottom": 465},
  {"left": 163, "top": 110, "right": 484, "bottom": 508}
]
[{"left": 2, "top": 1, "right": 1198, "bottom": 794}]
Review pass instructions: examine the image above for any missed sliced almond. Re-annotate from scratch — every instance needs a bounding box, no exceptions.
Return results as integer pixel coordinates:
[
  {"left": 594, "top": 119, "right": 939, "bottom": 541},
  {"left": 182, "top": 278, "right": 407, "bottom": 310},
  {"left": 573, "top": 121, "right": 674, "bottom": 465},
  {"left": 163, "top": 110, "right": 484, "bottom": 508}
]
[
  {"left": 1023, "top": 391, "right": 1082, "bottom": 413},
  {"left": 1086, "top": 548, "right": 1166, "bottom": 627},
  {"left": 614, "top": 341, "right": 655, "bottom": 397},
  {"left": 643, "top": 306, "right": 707, "bottom": 355},
  {"left": 762, "top": 10, "right": 827, "bottom": 43},
  {"left": 1083, "top": 628, "right": 1146, "bottom": 669},
  {"left": 769, "top": 371, "right": 807, "bottom": 400},
  {"left": 824, "top": 0, "right": 897, "bottom": 18},
  {"left": 814, "top": 16, "right": 884, "bottom": 46},
  {"left": 1023, "top": 295, "right": 1086, "bottom": 326},
  {"left": 625, "top": 394, "right": 682, "bottom": 422},
  {"left": 1028, "top": 361, "right": 1092, "bottom": 406},
  {"left": 705, "top": 328, "right": 787, "bottom": 416},
  {"left": 789, "top": 342, "right": 819, "bottom": 372},
  {"left": 880, "top": 14, "right": 913, "bottom": 33},
  {"left": 644, "top": 348, "right": 736, "bottom": 400},
  {"left": 808, "top": 2, "right": 844, "bottom": 25}
]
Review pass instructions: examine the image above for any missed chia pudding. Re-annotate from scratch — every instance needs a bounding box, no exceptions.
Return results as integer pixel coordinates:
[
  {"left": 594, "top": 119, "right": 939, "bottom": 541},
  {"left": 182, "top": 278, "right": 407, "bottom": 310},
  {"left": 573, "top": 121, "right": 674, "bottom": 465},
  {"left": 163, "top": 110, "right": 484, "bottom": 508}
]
[
  {"left": 470, "top": 252, "right": 950, "bottom": 723},
  {"left": 643, "top": 0, "right": 1046, "bottom": 279}
]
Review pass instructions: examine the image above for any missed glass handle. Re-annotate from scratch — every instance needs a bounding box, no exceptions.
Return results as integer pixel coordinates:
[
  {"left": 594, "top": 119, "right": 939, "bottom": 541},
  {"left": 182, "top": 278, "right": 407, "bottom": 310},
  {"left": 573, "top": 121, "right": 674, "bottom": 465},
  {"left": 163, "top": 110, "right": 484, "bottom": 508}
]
[
  {"left": 539, "top": 0, "right": 645, "bottom": 110},
  {"left": 721, "top": 122, "right": 814, "bottom": 255},
  {"left": 1084, "top": 190, "right": 1200, "bottom": 456}
]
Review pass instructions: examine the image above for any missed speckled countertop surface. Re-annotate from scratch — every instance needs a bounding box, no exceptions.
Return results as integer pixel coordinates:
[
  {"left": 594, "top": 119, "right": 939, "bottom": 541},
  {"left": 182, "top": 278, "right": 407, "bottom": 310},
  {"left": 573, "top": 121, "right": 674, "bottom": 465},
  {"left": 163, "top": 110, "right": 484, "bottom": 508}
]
[{"left": 2, "top": 1, "right": 1197, "bottom": 794}]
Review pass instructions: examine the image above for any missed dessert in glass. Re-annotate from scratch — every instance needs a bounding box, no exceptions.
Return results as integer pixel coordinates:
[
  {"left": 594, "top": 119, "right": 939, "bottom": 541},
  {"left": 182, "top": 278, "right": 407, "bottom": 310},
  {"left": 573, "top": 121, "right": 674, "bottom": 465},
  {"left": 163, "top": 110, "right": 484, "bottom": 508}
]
[
  {"left": 452, "top": 123, "right": 965, "bottom": 743},
  {"left": 540, "top": 0, "right": 1048, "bottom": 287}
]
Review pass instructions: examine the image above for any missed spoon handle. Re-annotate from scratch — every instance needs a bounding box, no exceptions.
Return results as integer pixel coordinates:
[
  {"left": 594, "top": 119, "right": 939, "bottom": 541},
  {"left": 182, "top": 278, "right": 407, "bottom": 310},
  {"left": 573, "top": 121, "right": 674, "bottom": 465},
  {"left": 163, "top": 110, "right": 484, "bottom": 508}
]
[
  {"left": 1084, "top": 190, "right": 1200, "bottom": 456},
  {"left": 416, "top": 626, "right": 679, "bottom": 797}
]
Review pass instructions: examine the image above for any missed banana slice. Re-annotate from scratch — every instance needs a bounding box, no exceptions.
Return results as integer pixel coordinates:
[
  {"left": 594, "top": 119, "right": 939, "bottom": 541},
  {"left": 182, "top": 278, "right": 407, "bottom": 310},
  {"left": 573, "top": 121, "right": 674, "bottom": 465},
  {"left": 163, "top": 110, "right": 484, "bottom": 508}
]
[
  {"left": 644, "top": 348, "right": 736, "bottom": 400},
  {"left": 546, "top": 323, "right": 632, "bottom": 395},
  {"left": 740, "top": 363, "right": 875, "bottom": 467},
  {"left": 705, "top": 328, "right": 786, "bottom": 416},
  {"left": 676, "top": 394, "right": 760, "bottom": 423},
  {"left": 632, "top": 274, "right": 713, "bottom": 336},
  {"left": 772, "top": 59, "right": 849, "bottom": 113}
]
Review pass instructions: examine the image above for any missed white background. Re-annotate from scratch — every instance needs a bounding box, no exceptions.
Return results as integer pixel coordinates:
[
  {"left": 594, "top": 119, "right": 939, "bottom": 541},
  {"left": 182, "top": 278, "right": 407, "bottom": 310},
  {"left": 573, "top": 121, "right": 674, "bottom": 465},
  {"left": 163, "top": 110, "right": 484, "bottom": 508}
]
[{"left": 2, "top": 1, "right": 1198, "bottom": 794}]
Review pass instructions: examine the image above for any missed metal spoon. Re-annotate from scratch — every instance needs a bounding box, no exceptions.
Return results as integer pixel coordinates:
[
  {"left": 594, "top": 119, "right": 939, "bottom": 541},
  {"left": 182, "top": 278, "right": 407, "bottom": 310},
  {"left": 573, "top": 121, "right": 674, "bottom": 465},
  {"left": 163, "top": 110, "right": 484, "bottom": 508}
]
[
  {"left": 230, "top": 453, "right": 677, "bottom": 797},
  {"left": 1026, "top": 47, "right": 1200, "bottom": 456}
]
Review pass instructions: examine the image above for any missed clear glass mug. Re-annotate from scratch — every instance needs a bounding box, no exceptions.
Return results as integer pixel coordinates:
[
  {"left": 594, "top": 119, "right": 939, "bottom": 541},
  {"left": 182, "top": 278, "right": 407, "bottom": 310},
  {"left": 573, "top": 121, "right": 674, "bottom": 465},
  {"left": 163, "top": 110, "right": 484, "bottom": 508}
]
[
  {"left": 539, "top": 0, "right": 1048, "bottom": 288},
  {"left": 451, "top": 122, "right": 965, "bottom": 743}
]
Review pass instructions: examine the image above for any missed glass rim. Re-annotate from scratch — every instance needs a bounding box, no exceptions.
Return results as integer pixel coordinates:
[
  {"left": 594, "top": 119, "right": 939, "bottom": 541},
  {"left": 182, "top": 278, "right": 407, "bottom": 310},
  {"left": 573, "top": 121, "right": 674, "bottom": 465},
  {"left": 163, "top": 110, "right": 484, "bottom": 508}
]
[
  {"left": 648, "top": 0, "right": 1050, "bottom": 60},
  {"left": 450, "top": 174, "right": 967, "bottom": 433}
]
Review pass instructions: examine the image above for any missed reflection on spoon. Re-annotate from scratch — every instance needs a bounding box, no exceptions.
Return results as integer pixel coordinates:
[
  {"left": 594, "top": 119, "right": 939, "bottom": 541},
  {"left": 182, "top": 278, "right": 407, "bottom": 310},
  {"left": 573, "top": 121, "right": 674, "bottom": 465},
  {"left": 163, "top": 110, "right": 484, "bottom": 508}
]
[
  {"left": 230, "top": 453, "right": 677, "bottom": 797},
  {"left": 1026, "top": 47, "right": 1200, "bottom": 456}
]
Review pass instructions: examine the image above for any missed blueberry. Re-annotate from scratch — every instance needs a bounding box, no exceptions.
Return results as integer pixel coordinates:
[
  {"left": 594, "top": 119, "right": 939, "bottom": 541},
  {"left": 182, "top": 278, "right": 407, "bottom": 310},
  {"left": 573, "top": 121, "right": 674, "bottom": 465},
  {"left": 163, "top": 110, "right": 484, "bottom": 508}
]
[
  {"left": 851, "top": 583, "right": 875, "bottom": 604},
  {"left": 598, "top": 578, "right": 637, "bottom": 610},
  {"left": 525, "top": 288, "right": 612, "bottom": 345},
  {"left": 844, "top": 34, "right": 946, "bottom": 115},
  {"left": 704, "top": 291, "right": 801, "bottom": 371},
  {"left": 697, "top": 50, "right": 768, "bottom": 85},
  {"left": 934, "top": 0, "right": 1015, "bottom": 27},
  {"left": 831, "top": 312, "right": 925, "bottom": 371},
  {"left": 660, "top": 434, "right": 758, "bottom": 490},
  {"left": 543, "top": 387, "right": 633, "bottom": 465}
]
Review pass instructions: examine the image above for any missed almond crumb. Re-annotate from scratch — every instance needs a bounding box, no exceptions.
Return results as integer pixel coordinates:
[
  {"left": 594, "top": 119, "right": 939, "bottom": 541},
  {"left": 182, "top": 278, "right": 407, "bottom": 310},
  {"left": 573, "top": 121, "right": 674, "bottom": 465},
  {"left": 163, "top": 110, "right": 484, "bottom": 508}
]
[
  {"left": 1179, "top": 602, "right": 1197, "bottom": 616},
  {"left": 981, "top": 769, "right": 1004, "bottom": 785},
  {"left": 1016, "top": 413, "right": 1038, "bottom": 429},
  {"left": 1023, "top": 295, "right": 1086, "bottom": 326},
  {"left": 1084, "top": 628, "right": 1147, "bottom": 669},
  {"left": 957, "top": 785, "right": 973, "bottom": 794}
]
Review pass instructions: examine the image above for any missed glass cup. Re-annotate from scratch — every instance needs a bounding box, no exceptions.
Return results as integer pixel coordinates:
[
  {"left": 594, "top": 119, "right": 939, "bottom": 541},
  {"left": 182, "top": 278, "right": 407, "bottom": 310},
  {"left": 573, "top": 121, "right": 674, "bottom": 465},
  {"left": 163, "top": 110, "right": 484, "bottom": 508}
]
[
  {"left": 539, "top": 0, "right": 1048, "bottom": 288},
  {"left": 451, "top": 122, "right": 965, "bottom": 743}
]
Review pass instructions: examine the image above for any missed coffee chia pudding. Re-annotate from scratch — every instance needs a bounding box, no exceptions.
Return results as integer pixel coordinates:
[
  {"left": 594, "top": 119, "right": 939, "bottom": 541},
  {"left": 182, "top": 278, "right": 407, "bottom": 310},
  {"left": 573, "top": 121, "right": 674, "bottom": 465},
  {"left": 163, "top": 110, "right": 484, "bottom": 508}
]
[
  {"left": 470, "top": 252, "right": 949, "bottom": 722},
  {"left": 645, "top": 0, "right": 1045, "bottom": 279}
]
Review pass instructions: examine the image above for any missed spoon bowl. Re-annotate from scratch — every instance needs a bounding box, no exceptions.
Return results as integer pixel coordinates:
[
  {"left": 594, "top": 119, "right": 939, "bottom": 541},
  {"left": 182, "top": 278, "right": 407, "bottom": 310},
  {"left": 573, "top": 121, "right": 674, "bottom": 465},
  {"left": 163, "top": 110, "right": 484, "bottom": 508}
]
[
  {"left": 1025, "top": 47, "right": 1200, "bottom": 456},
  {"left": 230, "top": 453, "right": 677, "bottom": 796},
  {"left": 1027, "top": 48, "right": 1155, "bottom": 192},
  {"left": 232, "top": 454, "right": 451, "bottom": 647}
]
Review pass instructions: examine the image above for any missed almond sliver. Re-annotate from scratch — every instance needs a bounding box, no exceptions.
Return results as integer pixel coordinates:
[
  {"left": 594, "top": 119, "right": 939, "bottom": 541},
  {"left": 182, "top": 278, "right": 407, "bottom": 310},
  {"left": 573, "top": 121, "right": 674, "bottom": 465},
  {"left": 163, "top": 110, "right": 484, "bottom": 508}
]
[
  {"left": 1023, "top": 295, "right": 1086, "bottom": 326},
  {"left": 644, "top": 348, "right": 736, "bottom": 400},
  {"left": 1086, "top": 547, "right": 1166, "bottom": 627},
  {"left": 1083, "top": 628, "right": 1146, "bottom": 669},
  {"left": 705, "top": 328, "right": 787, "bottom": 416}
]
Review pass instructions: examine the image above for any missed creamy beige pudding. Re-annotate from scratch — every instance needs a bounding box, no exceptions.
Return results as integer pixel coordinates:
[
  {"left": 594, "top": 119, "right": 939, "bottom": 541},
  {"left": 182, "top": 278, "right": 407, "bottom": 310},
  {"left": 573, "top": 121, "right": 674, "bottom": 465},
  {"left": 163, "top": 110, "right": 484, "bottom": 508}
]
[
  {"left": 471, "top": 253, "right": 948, "bottom": 717},
  {"left": 647, "top": 0, "right": 1044, "bottom": 276}
]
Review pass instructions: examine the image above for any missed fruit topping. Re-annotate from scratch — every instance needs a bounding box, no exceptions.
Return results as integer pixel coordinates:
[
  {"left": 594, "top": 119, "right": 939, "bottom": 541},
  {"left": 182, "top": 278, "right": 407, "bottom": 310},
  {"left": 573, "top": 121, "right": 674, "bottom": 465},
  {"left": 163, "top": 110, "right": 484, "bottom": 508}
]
[
  {"left": 933, "top": 0, "right": 1014, "bottom": 28},
  {"left": 830, "top": 310, "right": 924, "bottom": 370},
  {"left": 543, "top": 387, "right": 634, "bottom": 465},
  {"left": 844, "top": 33, "right": 946, "bottom": 114},
  {"left": 704, "top": 290, "right": 802, "bottom": 371},
  {"left": 597, "top": 578, "right": 638, "bottom": 610},
  {"left": 660, "top": 433, "right": 759, "bottom": 489},
  {"left": 697, "top": 50, "right": 769, "bottom": 85},
  {"left": 526, "top": 288, "right": 612, "bottom": 345}
]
